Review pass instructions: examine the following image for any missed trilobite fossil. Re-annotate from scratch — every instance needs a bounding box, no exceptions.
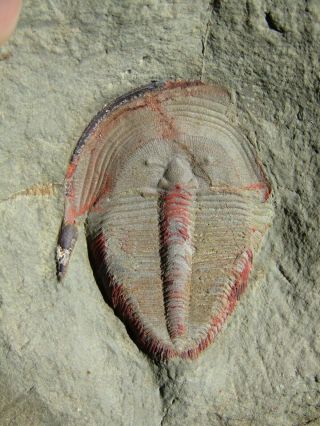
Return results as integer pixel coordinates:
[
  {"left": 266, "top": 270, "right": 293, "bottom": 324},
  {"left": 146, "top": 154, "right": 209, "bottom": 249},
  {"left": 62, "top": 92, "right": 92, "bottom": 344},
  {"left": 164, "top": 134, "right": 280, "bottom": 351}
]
[{"left": 57, "top": 80, "right": 273, "bottom": 360}]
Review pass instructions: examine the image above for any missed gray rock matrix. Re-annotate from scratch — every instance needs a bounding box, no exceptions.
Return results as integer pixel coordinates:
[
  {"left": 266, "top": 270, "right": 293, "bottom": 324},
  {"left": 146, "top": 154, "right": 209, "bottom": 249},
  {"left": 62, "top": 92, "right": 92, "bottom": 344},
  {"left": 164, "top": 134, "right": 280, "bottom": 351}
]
[{"left": 0, "top": 1, "right": 319, "bottom": 425}]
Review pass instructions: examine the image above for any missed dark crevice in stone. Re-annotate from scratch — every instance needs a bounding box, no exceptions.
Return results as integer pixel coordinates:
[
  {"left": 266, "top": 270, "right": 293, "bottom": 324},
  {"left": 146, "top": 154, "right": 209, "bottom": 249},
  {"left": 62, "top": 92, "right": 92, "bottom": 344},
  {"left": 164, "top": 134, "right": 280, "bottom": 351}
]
[
  {"left": 210, "top": 0, "right": 221, "bottom": 14},
  {"left": 265, "top": 12, "right": 285, "bottom": 34}
]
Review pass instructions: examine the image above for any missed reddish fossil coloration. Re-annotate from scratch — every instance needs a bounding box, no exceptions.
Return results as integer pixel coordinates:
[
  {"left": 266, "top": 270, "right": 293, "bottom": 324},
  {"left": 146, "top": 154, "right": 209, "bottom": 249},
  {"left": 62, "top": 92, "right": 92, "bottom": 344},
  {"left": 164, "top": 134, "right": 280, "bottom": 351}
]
[{"left": 57, "top": 80, "right": 273, "bottom": 361}]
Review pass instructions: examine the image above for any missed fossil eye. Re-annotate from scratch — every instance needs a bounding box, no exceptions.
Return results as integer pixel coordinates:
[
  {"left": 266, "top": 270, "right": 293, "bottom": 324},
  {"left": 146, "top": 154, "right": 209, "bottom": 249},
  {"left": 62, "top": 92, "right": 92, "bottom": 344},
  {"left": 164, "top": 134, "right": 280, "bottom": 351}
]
[{"left": 57, "top": 80, "right": 273, "bottom": 361}]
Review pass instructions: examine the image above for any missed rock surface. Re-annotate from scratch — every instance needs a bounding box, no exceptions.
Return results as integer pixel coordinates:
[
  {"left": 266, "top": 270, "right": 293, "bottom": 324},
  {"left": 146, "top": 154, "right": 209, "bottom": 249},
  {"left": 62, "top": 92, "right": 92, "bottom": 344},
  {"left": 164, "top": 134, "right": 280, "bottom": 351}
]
[{"left": 0, "top": 0, "right": 319, "bottom": 425}]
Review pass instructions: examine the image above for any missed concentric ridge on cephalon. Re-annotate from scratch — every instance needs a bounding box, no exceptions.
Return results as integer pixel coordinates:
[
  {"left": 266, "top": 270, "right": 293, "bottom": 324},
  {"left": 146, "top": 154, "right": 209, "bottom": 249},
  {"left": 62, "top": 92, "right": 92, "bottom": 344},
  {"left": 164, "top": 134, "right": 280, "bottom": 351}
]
[{"left": 56, "top": 80, "right": 273, "bottom": 361}]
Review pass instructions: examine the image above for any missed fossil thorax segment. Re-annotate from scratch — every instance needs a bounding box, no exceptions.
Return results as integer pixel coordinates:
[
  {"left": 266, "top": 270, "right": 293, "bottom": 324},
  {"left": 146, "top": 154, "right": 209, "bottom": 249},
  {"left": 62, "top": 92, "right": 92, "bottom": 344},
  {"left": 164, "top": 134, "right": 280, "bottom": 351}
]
[{"left": 57, "top": 81, "right": 272, "bottom": 360}]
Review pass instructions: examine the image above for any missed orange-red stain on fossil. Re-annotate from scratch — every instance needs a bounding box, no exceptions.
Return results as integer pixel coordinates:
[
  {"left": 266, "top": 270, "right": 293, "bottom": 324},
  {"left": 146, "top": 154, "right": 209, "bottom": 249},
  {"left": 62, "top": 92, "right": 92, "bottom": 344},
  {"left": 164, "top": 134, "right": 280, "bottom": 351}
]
[{"left": 57, "top": 80, "right": 273, "bottom": 360}]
